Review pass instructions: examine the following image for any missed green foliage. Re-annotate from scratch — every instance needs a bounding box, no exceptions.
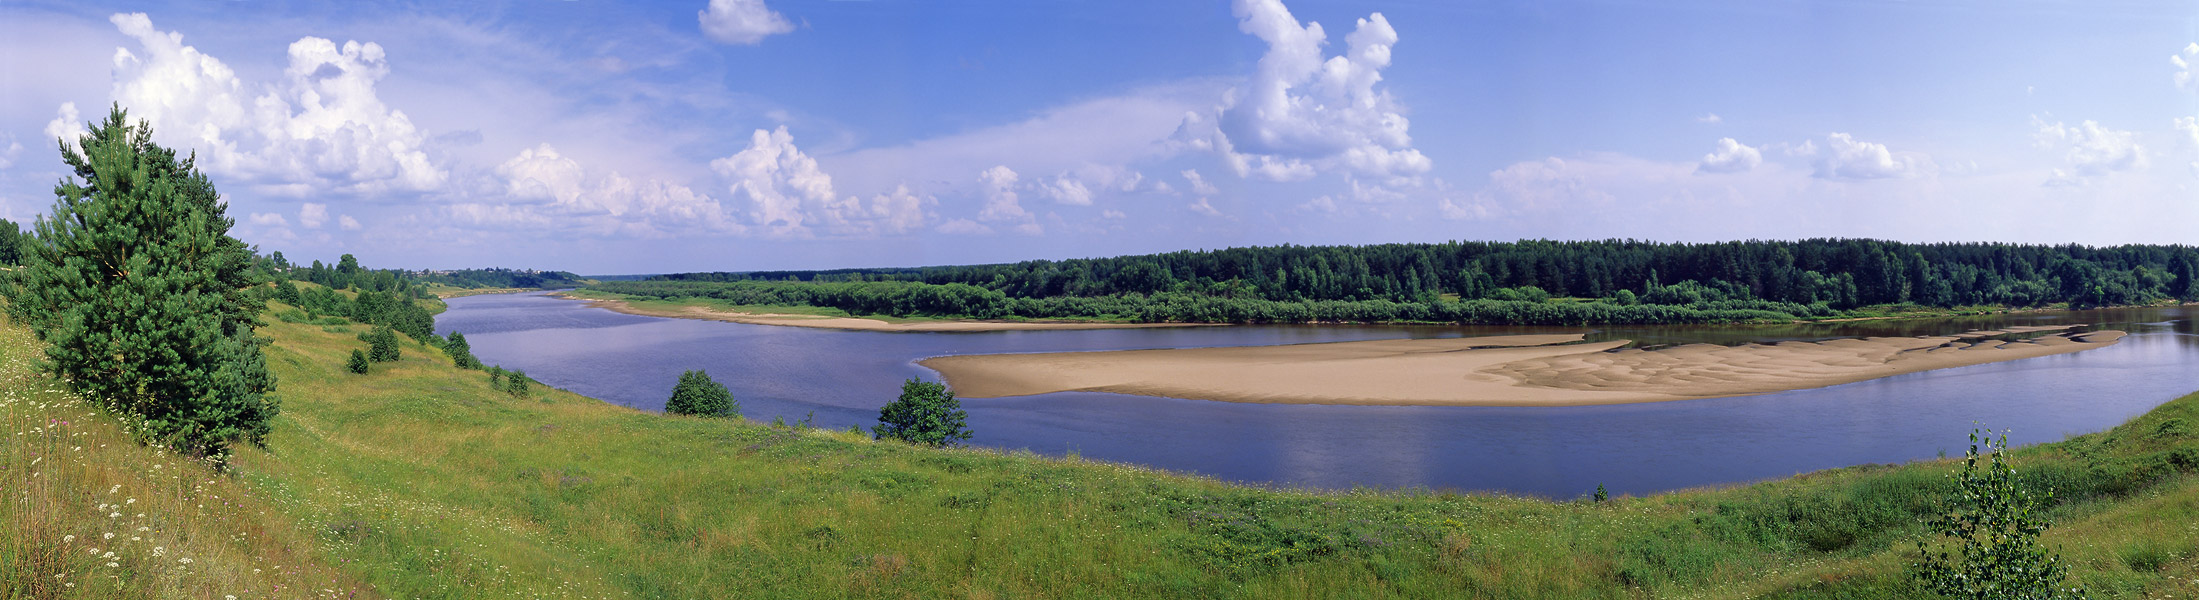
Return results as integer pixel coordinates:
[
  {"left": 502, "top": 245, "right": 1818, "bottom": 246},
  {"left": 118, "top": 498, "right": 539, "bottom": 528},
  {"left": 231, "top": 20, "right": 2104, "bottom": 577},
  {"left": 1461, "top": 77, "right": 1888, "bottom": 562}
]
[
  {"left": 503, "top": 369, "right": 532, "bottom": 399},
  {"left": 873, "top": 378, "right": 971, "bottom": 447},
  {"left": 664, "top": 369, "right": 737, "bottom": 418},
  {"left": 444, "top": 331, "right": 482, "bottom": 370},
  {"left": 0, "top": 105, "right": 275, "bottom": 457},
  {"left": 1914, "top": 429, "right": 2086, "bottom": 600},
  {"left": 347, "top": 349, "right": 370, "bottom": 375},
  {"left": 1594, "top": 483, "right": 1608, "bottom": 503},
  {"left": 0, "top": 218, "right": 29, "bottom": 266},
  {"left": 365, "top": 326, "right": 400, "bottom": 363}
]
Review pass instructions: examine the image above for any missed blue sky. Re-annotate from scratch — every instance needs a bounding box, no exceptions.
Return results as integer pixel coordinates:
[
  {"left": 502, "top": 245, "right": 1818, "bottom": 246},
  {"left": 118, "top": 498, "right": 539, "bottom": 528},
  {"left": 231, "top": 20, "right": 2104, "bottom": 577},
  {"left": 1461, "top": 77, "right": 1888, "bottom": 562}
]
[{"left": 1, "top": 0, "right": 2195, "bottom": 274}]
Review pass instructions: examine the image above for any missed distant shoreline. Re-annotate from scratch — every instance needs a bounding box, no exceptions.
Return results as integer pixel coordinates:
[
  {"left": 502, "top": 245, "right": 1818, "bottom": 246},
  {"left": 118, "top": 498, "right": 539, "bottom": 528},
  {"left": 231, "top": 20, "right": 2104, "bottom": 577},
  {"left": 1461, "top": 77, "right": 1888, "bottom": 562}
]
[
  {"left": 920, "top": 328, "right": 2127, "bottom": 407},
  {"left": 551, "top": 291, "right": 1214, "bottom": 332}
]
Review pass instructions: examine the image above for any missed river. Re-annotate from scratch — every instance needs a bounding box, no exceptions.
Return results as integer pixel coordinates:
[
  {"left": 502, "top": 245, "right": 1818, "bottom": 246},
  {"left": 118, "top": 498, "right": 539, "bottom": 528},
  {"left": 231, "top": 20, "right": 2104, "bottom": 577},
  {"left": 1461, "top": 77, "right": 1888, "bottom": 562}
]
[{"left": 436, "top": 292, "right": 2199, "bottom": 499}]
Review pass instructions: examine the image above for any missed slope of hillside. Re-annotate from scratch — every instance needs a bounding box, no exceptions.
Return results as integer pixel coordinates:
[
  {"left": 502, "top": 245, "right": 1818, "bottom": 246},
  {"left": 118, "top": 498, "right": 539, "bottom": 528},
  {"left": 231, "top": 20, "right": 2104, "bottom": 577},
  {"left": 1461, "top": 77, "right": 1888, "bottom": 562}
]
[{"left": 5, "top": 305, "right": 2197, "bottom": 598}]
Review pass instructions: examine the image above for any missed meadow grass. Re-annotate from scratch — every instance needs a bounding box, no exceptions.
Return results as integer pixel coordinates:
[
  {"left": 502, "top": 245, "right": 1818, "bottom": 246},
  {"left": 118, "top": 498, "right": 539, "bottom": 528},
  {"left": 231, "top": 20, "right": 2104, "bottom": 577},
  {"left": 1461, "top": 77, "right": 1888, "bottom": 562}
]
[{"left": 3, "top": 305, "right": 2198, "bottom": 598}]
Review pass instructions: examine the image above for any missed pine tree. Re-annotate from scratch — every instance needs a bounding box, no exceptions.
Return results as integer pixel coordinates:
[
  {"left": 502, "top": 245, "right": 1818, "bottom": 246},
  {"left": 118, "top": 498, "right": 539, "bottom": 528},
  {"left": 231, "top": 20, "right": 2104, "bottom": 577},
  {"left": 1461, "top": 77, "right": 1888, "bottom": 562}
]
[
  {"left": 665, "top": 369, "right": 738, "bottom": 418},
  {"left": 367, "top": 326, "right": 400, "bottom": 362},
  {"left": 347, "top": 349, "right": 371, "bottom": 375},
  {"left": 1, "top": 105, "right": 274, "bottom": 457},
  {"left": 444, "top": 331, "right": 482, "bottom": 370}
]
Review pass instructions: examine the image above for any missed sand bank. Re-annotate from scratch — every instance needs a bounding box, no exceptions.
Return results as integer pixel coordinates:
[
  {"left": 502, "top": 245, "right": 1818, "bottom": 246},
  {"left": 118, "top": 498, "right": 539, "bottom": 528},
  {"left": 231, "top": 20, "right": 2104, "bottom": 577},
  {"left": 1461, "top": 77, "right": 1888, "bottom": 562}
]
[
  {"left": 920, "top": 328, "right": 2126, "bottom": 406},
  {"left": 558, "top": 293, "right": 1209, "bottom": 332}
]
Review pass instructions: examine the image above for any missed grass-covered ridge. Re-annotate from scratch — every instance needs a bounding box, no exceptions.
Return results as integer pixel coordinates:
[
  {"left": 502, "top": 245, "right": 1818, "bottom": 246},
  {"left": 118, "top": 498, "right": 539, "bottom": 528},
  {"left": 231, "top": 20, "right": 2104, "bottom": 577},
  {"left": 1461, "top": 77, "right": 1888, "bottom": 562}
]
[{"left": 5, "top": 305, "right": 2199, "bottom": 597}]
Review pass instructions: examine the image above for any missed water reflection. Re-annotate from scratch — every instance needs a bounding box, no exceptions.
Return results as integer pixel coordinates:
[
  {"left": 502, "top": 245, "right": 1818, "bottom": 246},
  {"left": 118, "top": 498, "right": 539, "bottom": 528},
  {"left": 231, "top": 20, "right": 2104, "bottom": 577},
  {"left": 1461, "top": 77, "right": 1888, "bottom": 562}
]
[{"left": 438, "top": 293, "right": 2199, "bottom": 498}]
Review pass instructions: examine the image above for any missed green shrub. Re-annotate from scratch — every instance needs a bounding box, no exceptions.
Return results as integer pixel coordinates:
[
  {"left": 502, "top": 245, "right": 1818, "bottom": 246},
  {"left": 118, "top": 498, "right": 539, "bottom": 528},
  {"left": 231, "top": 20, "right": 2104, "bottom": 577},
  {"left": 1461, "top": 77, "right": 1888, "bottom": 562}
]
[
  {"left": 1913, "top": 429, "right": 2085, "bottom": 599},
  {"left": 347, "top": 349, "right": 370, "bottom": 375},
  {"left": 873, "top": 378, "right": 971, "bottom": 447},
  {"left": 665, "top": 369, "right": 737, "bottom": 418}
]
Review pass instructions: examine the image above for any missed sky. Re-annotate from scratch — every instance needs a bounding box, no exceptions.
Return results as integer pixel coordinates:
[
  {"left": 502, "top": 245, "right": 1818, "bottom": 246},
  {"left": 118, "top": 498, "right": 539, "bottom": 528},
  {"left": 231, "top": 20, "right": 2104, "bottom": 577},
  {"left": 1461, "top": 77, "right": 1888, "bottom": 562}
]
[{"left": 0, "top": 0, "right": 2195, "bottom": 274}]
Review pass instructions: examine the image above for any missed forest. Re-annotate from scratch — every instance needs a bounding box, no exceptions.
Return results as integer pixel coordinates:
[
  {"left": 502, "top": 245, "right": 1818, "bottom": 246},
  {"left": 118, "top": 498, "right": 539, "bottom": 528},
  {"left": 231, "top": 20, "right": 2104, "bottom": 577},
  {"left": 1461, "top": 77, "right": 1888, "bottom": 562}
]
[{"left": 592, "top": 239, "right": 2199, "bottom": 325}]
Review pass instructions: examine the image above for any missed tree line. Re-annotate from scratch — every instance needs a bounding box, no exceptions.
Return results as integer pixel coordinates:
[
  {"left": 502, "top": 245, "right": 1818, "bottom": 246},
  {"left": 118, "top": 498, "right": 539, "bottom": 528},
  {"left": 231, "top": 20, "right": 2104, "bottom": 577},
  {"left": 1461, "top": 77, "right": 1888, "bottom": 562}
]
[
  {"left": 596, "top": 239, "right": 2195, "bottom": 325},
  {"left": 651, "top": 239, "right": 2199, "bottom": 311}
]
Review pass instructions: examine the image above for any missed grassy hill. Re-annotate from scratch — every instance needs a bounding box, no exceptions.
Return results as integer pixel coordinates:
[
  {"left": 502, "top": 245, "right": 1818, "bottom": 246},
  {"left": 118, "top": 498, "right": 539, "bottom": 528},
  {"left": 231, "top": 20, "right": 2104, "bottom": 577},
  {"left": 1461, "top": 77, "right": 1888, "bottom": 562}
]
[{"left": 4, "top": 304, "right": 2198, "bottom": 598}]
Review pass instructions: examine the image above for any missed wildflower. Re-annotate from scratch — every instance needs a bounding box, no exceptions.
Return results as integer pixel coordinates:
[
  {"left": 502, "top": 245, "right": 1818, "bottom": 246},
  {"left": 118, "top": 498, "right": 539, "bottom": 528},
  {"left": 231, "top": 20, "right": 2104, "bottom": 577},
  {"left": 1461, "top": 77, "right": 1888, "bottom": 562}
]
[
  {"left": 178, "top": 557, "right": 193, "bottom": 564},
  {"left": 62, "top": 535, "right": 74, "bottom": 543},
  {"left": 125, "top": 498, "right": 135, "bottom": 504},
  {"left": 106, "top": 562, "right": 118, "bottom": 568},
  {"left": 152, "top": 546, "right": 166, "bottom": 557},
  {"left": 103, "top": 532, "right": 113, "bottom": 540},
  {"left": 108, "top": 512, "right": 120, "bottom": 518}
]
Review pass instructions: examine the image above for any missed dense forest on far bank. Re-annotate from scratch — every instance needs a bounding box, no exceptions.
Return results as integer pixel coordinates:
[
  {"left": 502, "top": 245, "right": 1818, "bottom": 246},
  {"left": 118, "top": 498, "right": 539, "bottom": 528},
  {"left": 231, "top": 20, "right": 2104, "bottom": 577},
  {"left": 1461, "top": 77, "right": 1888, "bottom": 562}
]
[{"left": 588, "top": 239, "right": 2199, "bottom": 325}]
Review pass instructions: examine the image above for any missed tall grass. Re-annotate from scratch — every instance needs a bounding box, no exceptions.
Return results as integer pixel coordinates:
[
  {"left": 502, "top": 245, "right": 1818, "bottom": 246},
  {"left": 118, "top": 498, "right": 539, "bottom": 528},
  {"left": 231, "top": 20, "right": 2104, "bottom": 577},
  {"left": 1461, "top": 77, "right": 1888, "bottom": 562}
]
[{"left": 3, "top": 303, "right": 2198, "bottom": 598}]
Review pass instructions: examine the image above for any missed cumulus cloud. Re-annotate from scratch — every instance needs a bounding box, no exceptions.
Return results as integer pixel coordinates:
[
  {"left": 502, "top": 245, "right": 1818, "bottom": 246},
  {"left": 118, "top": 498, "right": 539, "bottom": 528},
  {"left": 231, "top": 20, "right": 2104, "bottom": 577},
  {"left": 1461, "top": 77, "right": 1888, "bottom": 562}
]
[
  {"left": 699, "top": 0, "right": 795, "bottom": 45},
  {"left": 1182, "top": 169, "right": 1220, "bottom": 196},
  {"left": 494, "top": 143, "right": 739, "bottom": 236},
  {"left": 2175, "top": 43, "right": 2198, "bottom": 90},
  {"left": 246, "top": 212, "right": 288, "bottom": 227},
  {"left": 0, "top": 135, "right": 20, "bottom": 171},
  {"left": 299, "top": 203, "right": 329, "bottom": 228},
  {"left": 974, "top": 165, "right": 1040, "bottom": 235},
  {"left": 712, "top": 127, "right": 854, "bottom": 236},
  {"left": 2032, "top": 117, "right": 2146, "bottom": 178},
  {"left": 1039, "top": 176, "right": 1093, "bottom": 206},
  {"left": 935, "top": 218, "right": 992, "bottom": 236},
  {"left": 1696, "top": 138, "right": 1762, "bottom": 174},
  {"left": 339, "top": 215, "right": 361, "bottom": 231},
  {"left": 1173, "top": 0, "right": 1430, "bottom": 184},
  {"left": 44, "top": 102, "right": 88, "bottom": 158},
  {"left": 1187, "top": 198, "right": 1224, "bottom": 218},
  {"left": 2173, "top": 116, "right": 2198, "bottom": 148},
  {"left": 96, "top": 13, "right": 444, "bottom": 195},
  {"left": 1814, "top": 133, "right": 1932, "bottom": 180},
  {"left": 1696, "top": 113, "right": 1723, "bottom": 124}
]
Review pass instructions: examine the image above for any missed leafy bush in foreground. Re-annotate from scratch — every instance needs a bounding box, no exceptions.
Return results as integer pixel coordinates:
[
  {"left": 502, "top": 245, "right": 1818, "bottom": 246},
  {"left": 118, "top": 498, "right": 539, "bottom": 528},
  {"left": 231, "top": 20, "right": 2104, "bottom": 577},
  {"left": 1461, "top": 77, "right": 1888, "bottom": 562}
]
[{"left": 874, "top": 378, "right": 971, "bottom": 447}]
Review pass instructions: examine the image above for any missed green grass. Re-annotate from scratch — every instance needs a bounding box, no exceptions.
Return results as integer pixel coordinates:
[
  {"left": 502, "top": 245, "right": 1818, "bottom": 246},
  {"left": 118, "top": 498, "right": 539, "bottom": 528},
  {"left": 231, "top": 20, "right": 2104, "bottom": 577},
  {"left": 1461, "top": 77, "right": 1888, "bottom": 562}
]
[{"left": 4, "top": 307, "right": 2199, "bottom": 598}]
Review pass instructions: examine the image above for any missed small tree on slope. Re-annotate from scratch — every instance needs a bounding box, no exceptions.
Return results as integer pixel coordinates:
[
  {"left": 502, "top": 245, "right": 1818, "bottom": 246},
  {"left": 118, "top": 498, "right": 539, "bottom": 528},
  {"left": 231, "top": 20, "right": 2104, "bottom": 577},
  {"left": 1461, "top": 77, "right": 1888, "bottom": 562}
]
[
  {"left": 874, "top": 378, "right": 971, "bottom": 447},
  {"left": 665, "top": 370, "right": 738, "bottom": 418},
  {"left": 2, "top": 105, "right": 274, "bottom": 458},
  {"left": 1913, "top": 428, "right": 2086, "bottom": 600}
]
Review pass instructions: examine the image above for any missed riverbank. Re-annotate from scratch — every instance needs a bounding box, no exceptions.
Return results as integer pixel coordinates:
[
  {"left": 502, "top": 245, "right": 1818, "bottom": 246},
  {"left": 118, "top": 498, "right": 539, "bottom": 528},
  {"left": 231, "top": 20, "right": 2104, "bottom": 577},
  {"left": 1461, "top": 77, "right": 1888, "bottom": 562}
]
[
  {"left": 555, "top": 290, "right": 1213, "bottom": 332},
  {"left": 922, "top": 327, "right": 2126, "bottom": 406}
]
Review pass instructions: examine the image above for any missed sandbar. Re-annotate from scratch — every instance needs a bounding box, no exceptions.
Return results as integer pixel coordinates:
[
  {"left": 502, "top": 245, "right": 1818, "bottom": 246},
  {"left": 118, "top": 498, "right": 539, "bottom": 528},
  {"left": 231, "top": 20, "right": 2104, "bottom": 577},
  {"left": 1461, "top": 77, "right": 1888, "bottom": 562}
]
[
  {"left": 558, "top": 293, "right": 1210, "bottom": 332},
  {"left": 919, "top": 328, "right": 2126, "bottom": 406}
]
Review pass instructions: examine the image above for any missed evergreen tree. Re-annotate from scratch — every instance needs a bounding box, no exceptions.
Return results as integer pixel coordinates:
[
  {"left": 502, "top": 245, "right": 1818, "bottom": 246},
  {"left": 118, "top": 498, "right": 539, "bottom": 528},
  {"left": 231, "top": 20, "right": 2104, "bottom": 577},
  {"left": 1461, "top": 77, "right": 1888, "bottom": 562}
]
[
  {"left": 873, "top": 378, "right": 972, "bottom": 447},
  {"left": 665, "top": 369, "right": 738, "bottom": 417},
  {"left": 347, "top": 349, "right": 370, "bottom": 374},
  {"left": 1, "top": 105, "right": 274, "bottom": 457},
  {"left": 444, "top": 332, "right": 482, "bottom": 370},
  {"left": 504, "top": 369, "right": 532, "bottom": 399},
  {"left": 367, "top": 326, "right": 401, "bottom": 362}
]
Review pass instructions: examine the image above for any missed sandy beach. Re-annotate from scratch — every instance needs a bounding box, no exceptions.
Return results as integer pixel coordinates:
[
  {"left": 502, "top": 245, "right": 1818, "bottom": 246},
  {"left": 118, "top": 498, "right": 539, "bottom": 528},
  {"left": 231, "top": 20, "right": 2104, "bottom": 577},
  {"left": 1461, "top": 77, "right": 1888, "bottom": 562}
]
[
  {"left": 920, "top": 327, "right": 2126, "bottom": 406},
  {"left": 557, "top": 293, "right": 1211, "bottom": 332}
]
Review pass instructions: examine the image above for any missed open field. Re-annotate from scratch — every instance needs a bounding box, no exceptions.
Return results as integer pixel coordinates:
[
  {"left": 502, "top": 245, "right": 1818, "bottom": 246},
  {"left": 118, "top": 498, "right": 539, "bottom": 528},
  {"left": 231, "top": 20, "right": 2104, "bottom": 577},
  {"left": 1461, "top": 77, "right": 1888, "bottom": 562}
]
[
  {"left": 924, "top": 327, "right": 2125, "bottom": 406},
  {"left": 2, "top": 306, "right": 2196, "bottom": 598}
]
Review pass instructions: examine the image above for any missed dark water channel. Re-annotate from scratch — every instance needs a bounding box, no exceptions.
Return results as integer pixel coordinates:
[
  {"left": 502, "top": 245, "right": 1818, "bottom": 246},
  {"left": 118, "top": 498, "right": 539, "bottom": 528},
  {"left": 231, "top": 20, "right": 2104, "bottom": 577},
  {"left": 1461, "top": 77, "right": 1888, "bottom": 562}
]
[{"left": 437, "top": 292, "right": 2199, "bottom": 499}]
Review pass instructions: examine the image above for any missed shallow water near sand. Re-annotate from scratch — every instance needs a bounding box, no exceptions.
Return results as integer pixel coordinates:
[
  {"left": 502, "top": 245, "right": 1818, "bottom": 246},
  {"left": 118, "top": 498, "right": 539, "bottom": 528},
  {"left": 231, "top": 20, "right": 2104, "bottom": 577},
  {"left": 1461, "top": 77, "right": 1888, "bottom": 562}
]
[{"left": 439, "top": 292, "right": 2199, "bottom": 499}]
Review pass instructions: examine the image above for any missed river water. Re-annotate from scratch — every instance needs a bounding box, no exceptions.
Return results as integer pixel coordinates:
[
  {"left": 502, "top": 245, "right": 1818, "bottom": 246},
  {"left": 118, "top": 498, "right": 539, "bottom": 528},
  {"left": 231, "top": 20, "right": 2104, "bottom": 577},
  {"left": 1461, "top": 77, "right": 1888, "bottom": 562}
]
[{"left": 436, "top": 292, "right": 2199, "bottom": 499}]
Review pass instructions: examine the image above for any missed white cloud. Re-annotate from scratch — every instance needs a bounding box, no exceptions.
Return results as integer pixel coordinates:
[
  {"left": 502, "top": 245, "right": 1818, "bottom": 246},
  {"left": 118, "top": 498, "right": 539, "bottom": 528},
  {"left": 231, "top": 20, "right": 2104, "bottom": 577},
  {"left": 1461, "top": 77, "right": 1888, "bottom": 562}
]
[
  {"left": 935, "top": 218, "right": 992, "bottom": 236},
  {"left": 2032, "top": 117, "right": 2146, "bottom": 179},
  {"left": 246, "top": 212, "right": 288, "bottom": 227},
  {"left": 974, "top": 165, "right": 1040, "bottom": 235},
  {"left": 1696, "top": 113, "right": 1723, "bottom": 124},
  {"left": 299, "top": 203, "right": 328, "bottom": 228},
  {"left": 338, "top": 215, "right": 361, "bottom": 231},
  {"left": 1696, "top": 137, "right": 1762, "bottom": 174},
  {"left": 1101, "top": 209, "right": 1127, "bottom": 219},
  {"left": 44, "top": 102, "right": 87, "bottom": 158},
  {"left": 698, "top": 0, "right": 795, "bottom": 46},
  {"left": 0, "top": 135, "right": 20, "bottom": 171},
  {"left": 1174, "top": 0, "right": 1430, "bottom": 183},
  {"left": 2173, "top": 116, "right": 2199, "bottom": 148},
  {"left": 1182, "top": 169, "right": 1220, "bottom": 196},
  {"left": 98, "top": 13, "right": 445, "bottom": 196},
  {"left": 1814, "top": 133, "right": 1932, "bottom": 180},
  {"left": 2174, "top": 43, "right": 2198, "bottom": 90},
  {"left": 712, "top": 126, "right": 853, "bottom": 236},
  {"left": 494, "top": 143, "right": 739, "bottom": 236},
  {"left": 1039, "top": 176, "right": 1093, "bottom": 206},
  {"left": 1187, "top": 198, "right": 1224, "bottom": 218},
  {"left": 864, "top": 185, "right": 936, "bottom": 234}
]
